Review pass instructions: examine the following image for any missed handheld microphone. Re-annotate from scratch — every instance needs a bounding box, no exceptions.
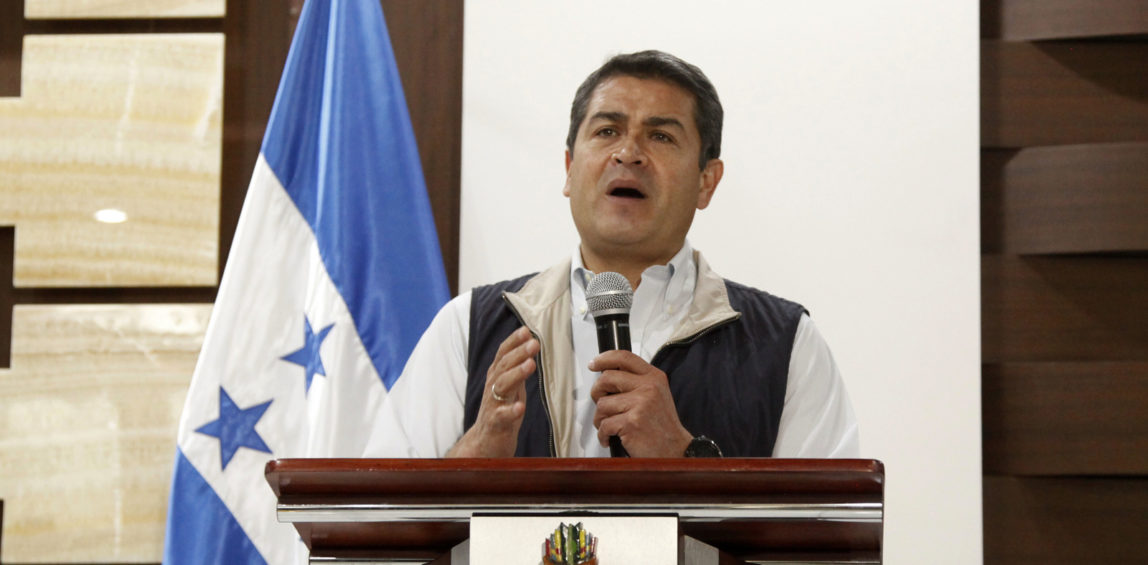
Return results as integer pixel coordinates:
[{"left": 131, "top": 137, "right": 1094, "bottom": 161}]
[{"left": 586, "top": 271, "right": 633, "bottom": 458}]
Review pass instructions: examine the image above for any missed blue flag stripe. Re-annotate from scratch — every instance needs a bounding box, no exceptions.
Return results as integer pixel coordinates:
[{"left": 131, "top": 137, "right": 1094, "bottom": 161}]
[
  {"left": 261, "top": 0, "right": 449, "bottom": 390},
  {"left": 163, "top": 449, "right": 268, "bottom": 565}
]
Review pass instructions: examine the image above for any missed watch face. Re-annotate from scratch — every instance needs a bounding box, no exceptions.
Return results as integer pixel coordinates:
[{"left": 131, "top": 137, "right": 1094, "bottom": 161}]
[{"left": 685, "top": 436, "right": 722, "bottom": 458}]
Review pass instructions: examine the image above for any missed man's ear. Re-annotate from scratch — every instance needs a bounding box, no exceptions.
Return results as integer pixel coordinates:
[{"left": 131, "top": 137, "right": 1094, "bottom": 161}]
[
  {"left": 563, "top": 149, "right": 573, "bottom": 197},
  {"left": 696, "top": 158, "right": 723, "bottom": 210}
]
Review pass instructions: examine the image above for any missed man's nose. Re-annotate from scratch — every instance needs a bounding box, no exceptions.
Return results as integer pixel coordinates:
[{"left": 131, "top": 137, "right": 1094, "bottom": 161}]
[{"left": 612, "top": 138, "right": 645, "bottom": 165}]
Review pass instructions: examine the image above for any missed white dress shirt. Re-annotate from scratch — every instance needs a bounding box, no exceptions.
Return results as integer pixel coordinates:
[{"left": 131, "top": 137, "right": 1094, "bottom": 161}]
[{"left": 364, "top": 242, "right": 859, "bottom": 458}]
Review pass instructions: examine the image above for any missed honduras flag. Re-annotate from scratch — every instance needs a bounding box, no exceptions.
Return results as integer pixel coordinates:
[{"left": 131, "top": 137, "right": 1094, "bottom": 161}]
[{"left": 162, "top": 0, "right": 449, "bottom": 563}]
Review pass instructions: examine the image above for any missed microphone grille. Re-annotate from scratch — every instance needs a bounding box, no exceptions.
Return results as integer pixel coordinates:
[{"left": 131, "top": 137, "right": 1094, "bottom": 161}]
[{"left": 586, "top": 271, "right": 633, "bottom": 315}]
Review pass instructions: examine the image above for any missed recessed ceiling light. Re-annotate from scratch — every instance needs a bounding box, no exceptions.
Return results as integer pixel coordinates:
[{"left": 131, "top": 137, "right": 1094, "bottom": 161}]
[{"left": 94, "top": 208, "right": 128, "bottom": 224}]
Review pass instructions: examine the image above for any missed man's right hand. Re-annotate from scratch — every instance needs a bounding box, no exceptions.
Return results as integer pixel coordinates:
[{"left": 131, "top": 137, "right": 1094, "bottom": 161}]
[{"left": 446, "top": 326, "right": 538, "bottom": 457}]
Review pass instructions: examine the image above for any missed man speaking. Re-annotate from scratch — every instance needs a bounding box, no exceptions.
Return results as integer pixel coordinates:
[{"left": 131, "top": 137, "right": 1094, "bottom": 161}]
[{"left": 364, "top": 50, "right": 857, "bottom": 459}]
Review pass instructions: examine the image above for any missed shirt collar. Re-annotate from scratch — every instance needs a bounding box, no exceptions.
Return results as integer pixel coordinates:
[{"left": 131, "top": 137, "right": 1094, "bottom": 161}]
[{"left": 570, "top": 240, "right": 697, "bottom": 315}]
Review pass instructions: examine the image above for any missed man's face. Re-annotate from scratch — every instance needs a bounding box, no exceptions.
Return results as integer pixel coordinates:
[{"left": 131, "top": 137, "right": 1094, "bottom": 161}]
[{"left": 564, "top": 76, "right": 723, "bottom": 266}]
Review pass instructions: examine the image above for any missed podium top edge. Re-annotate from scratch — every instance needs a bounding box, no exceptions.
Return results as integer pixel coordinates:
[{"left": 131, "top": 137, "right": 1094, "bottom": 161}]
[
  {"left": 264, "top": 458, "right": 885, "bottom": 499},
  {"left": 267, "top": 457, "right": 883, "bottom": 474}
]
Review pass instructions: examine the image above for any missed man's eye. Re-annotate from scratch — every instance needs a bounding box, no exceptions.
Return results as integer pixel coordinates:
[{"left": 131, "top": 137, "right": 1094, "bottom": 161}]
[
  {"left": 596, "top": 127, "right": 617, "bottom": 137},
  {"left": 651, "top": 132, "right": 673, "bottom": 143}
]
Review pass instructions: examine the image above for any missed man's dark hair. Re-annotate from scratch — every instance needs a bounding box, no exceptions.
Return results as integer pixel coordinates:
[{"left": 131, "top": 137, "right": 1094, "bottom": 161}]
[{"left": 566, "top": 50, "right": 723, "bottom": 170}]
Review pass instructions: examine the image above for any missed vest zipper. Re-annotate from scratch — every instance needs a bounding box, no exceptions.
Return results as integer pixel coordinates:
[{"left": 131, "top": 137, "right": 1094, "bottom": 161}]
[
  {"left": 501, "top": 296, "right": 559, "bottom": 457},
  {"left": 651, "top": 312, "right": 741, "bottom": 365}
]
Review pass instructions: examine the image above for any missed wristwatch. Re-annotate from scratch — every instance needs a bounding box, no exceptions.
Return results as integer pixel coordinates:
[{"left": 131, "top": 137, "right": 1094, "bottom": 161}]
[{"left": 683, "top": 435, "right": 723, "bottom": 458}]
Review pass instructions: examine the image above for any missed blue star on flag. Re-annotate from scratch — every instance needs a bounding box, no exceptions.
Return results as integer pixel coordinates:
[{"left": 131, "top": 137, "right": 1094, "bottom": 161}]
[
  {"left": 281, "top": 317, "right": 334, "bottom": 394},
  {"left": 195, "top": 387, "right": 273, "bottom": 470}
]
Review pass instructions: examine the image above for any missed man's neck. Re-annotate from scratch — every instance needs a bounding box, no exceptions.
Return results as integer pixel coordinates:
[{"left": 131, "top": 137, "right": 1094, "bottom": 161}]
[{"left": 578, "top": 243, "right": 683, "bottom": 290}]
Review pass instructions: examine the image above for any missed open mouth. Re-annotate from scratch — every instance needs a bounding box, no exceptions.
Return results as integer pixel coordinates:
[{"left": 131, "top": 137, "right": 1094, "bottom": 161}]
[{"left": 609, "top": 187, "right": 646, "bottom": 199}]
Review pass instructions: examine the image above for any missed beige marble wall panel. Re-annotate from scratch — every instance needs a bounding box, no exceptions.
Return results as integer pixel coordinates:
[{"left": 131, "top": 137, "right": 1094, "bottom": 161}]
[
  {"left": 26, "top": 0, "right": 225, "bottom": 18},
  {"left": 0, "top": 304, "right": 211, "bottom": 562},
  {"left": 0, "top": 34, "right": 223, "bottom": 287}
]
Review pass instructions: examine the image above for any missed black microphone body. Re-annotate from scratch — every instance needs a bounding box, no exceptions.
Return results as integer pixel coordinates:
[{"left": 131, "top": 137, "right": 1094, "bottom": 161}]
[
  {"left": 594, "top": 313, "right": 631, "bottom": 353},
  {"left": 585, "top": 272, "right": 634, "bottom": 458},
  {"left": 594, "top": 312, "right": 632, "bottom": 457}
]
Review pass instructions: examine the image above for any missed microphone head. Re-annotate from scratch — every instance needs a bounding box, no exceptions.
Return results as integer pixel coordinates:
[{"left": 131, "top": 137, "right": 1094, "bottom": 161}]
[{"left": 586, "top": 271, "right": 633, "bottom": 318}]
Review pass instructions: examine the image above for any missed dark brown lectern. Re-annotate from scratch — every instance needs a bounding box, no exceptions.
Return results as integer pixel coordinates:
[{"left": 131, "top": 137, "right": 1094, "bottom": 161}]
[{"left": 265, "top": 458, "right": 884, "bottom": 564}]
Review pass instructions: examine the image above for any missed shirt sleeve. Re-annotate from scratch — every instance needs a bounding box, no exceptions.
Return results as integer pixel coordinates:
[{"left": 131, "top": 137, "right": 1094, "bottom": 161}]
[
  {"left": 361, "top": 291, "right": 472, "bottom": 458},
  {"left": 771, "top": 314, "right": 860, "bottom": 458}
]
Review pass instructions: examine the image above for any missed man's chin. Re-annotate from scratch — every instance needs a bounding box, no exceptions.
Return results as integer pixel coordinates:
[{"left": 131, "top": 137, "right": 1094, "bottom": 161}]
[
  {"left": 589, "top": 228, "right": 649, "bottom": 249},
  {"left": 581, "top": 233, "right": 679, "bottom": 263}
]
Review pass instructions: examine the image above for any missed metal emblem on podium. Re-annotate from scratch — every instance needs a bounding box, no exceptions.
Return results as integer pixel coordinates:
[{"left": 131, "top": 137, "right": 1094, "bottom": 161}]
[{"left": 542, "top": 522, "right": 598, "bottom": 565}]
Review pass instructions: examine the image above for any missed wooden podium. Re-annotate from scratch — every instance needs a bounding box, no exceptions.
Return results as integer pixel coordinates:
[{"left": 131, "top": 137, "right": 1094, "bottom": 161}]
[{"left": 265, "top": 458, "right": 884, "bottom": 564}]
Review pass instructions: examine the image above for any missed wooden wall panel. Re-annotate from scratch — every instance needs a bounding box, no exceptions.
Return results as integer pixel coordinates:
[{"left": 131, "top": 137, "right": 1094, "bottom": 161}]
[
  {"left": 983, "top": 361, "right": 1148, "bottom": 475},
  {"left": 981, "top": 143, "right": 1148, "bottom": 254},
  {"left": 982, "top": 0, "right": 1148, "bottom": 40},
  {"left": 981, "top": 1, "right": 1148, "bottom": 563},
  {"left": 982, "top": 255, "right": 1148, "bottom": 363},
  {"left": 984, "top": 477, "right": 1148, "bottom": 564},
  {"left": 981, "top": 41, "right": 1148, "bottom": 148}
]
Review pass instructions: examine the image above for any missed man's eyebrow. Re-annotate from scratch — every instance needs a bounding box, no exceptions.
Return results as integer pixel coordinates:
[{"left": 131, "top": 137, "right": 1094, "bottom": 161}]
[
  {"left": 586, "top": 112, "right": 686, "bottom": 131},
  {"left": 643, "top": 116, "right": 685, "bottom": 130},
  {"left": 588, "top": 111, "right": 626, "bottom": 123}
]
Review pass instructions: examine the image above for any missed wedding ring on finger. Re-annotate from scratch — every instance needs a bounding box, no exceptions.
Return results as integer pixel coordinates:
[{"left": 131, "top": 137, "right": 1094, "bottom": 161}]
[{"left": 491, "top": 384, "right": 510, "bottom": 402}]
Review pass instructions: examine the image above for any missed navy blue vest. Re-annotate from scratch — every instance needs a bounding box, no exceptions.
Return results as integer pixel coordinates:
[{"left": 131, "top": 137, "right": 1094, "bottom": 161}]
[{"left": 463, "top": 274, "right": 805, "bottom": 457}]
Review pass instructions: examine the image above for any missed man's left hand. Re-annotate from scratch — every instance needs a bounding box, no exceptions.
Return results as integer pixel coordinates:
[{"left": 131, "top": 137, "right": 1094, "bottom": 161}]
[{"left": 589, "top": 350, "right": 693, "bottom": 457}]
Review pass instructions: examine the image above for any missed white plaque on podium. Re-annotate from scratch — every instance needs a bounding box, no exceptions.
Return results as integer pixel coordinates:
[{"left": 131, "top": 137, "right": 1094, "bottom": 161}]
[{"left": 469, "top": 515, "right": 678, "bottom": 565}]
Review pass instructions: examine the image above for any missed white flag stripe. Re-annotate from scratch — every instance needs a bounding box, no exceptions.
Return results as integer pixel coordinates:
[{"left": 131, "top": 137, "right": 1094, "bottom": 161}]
[{"left": 176, "top": 156, "right": 387, "bottom": 563}]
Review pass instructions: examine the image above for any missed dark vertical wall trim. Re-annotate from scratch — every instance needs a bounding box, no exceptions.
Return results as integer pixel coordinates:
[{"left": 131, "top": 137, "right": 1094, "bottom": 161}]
[
  {"left": 0, "top": 227, "right": 13, "bottom": 368},
  {"left": 0, "top": 0, "right": 23, "bottom": 97},
  {"left": 219, "top": 0, "right": 295, "bottom": 286}
]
